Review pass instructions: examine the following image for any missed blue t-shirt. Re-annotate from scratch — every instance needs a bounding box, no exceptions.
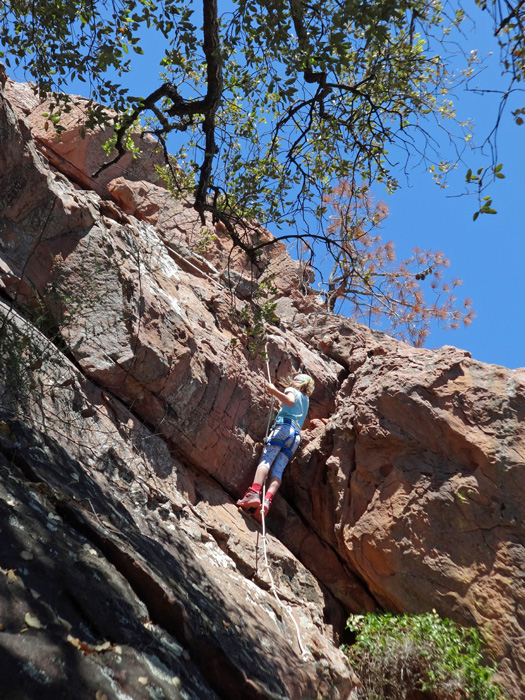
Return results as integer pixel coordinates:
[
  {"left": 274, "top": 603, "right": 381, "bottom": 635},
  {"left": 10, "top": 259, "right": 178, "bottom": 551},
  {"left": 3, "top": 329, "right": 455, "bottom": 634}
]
[{"left": 274, "top": 387, "right": 309, "bottom": 430}]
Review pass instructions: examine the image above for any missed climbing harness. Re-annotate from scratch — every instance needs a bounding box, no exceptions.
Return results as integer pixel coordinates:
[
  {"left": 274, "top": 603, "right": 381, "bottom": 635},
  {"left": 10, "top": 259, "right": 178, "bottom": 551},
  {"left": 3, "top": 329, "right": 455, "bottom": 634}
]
[{"left": 264, "top": 423, "right": 299, "bottom": 462}]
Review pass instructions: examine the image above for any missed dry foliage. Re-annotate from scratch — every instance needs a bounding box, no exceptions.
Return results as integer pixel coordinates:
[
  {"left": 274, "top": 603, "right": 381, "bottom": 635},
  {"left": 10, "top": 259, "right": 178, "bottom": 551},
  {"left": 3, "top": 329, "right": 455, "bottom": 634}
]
[{"left": 321, "top": 181, "right": 475, "bottom": 346}]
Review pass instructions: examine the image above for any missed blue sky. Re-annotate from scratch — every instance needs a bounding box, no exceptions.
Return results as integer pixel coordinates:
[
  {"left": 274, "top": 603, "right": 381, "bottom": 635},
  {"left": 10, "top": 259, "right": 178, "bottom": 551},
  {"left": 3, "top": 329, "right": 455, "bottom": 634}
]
[
  {"left": 384, "top": 141, "right": 525, "bottom": 370},
  {"left": 5, "top": 4, "right": 523, "bottom": 369},
  {"left": 380, "top": 11, "right": 525, "bottom": 370}
]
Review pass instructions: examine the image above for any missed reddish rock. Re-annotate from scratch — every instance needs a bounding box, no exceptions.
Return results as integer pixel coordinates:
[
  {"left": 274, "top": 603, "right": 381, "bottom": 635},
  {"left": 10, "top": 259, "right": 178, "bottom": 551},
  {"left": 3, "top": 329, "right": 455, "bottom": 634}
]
[
  {"left": 291, "top": 316, "right": 525, "bottom": 694},
  {"left": 3, "top": 75, "right": 40, "bottom": 114},
  {"left": 1, "top": 68, "right": 524, "bottom": 699},
  {"left": 0, "top": 68, "right": 361, "bottom": 699},
  {"left": 24, "top": 93, "right": 167, "bottom": 198}
]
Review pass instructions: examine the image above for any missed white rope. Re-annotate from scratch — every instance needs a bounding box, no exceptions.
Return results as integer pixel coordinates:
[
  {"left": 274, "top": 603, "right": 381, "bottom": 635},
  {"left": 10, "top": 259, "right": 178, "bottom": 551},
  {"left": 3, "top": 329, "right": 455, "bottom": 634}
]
[
  {"left": 259, "top": 349, "right": 310, "bottom": 662},
  {"left": 264, "top": 339, "right": 272, "bottom": 383},
  {"left": 260, "top": 482, "right": 310, "bottom": 661},
  {"left": 263, "top": 336, "right": 275, "bottom": 440},
  {"left": 178, "top": 255, "right": 310, "bottom": 659}
]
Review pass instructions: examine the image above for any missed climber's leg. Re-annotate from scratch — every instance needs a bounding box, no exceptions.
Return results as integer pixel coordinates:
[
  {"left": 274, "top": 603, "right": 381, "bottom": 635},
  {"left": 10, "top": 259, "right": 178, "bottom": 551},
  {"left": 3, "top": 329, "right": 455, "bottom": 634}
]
[
  {"left": 256, "top": 423, "right": 291, "bottom": 478},
  {"left": 266, "top": 474, "right": 281, "bottom": 497},
  {"left": 268, "top": 427, "right": 301, "bottom": 484},
  {"left": 254, "top": 426, "right": 301, "bottom": 521},
  {"left": 253, "top": 461, "right": 271, "bottom": 486},
  {"left": 237, "top": 426, "right": 282, "bottom": 511},
  {"left": 253, "top": 475, "right": 280, "bottom": 522}
]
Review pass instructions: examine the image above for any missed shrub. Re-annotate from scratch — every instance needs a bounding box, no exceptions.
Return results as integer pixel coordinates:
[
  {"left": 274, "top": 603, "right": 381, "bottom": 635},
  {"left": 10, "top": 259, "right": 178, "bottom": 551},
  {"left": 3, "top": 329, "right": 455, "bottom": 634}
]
[{"left": 343, "top": 611, "right": 504, "bottom": 700}]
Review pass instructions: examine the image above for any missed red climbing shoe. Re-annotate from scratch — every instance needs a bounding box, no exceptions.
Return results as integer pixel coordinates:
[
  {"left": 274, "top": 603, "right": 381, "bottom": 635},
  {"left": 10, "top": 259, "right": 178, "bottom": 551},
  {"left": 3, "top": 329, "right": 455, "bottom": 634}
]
[
  {"left": 236, "top": 488, "right": 261, "bottom": 512},
  {"left": 254, "top": 498, "right": 271, "bottom": 522}
]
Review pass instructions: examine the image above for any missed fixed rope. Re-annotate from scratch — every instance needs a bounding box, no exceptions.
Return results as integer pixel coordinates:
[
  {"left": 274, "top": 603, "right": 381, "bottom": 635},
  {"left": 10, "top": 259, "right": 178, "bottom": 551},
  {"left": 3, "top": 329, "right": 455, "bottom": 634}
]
[
  {"left": 173, "top": 254, "right": 309, "bottom": 659},
  {"left": 258, "top": 341, "right": 310, "bottom": 661}
]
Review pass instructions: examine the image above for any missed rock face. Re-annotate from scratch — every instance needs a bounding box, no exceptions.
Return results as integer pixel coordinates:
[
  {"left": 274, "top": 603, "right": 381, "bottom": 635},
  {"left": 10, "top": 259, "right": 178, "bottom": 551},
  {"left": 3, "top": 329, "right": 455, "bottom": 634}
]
[
  {"left": 289, "top": 320, "right": 525, "bottom": 690},
  {"left": 0, "top": 66, "right": 524, "bottom": 699}
]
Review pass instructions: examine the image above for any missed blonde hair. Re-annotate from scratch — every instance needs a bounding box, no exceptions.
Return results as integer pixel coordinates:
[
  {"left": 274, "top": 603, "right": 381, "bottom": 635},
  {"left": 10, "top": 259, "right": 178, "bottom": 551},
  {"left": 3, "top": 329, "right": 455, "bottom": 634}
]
[{"left": 281, "top": 372, "right": 315, "bottom": 396}]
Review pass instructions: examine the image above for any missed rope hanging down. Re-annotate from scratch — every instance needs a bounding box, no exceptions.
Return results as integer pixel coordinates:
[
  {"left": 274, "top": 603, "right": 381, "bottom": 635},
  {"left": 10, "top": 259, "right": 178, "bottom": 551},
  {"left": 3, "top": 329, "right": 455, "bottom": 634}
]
[
  {"left": 258, "top": 339, "right": 310, "bottom": 662},
  {"left": 177, "top": 253, "right": 309, "bottom": 660},
  {"left": 263, "top": 336, "right": 275, "bottom": 441}
]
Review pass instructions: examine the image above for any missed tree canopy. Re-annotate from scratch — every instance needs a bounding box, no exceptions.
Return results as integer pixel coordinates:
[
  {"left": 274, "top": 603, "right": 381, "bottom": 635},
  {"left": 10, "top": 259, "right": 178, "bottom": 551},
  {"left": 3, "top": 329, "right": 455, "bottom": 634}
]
[{"left": 0, "top": 0, "right": 522, "bottom": 344}]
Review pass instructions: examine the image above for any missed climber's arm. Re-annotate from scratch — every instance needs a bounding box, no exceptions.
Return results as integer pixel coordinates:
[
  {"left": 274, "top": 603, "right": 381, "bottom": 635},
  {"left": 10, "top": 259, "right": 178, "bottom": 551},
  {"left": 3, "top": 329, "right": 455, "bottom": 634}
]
[{"left": 267, "top": 383, "right": 296, "bottom": 407}]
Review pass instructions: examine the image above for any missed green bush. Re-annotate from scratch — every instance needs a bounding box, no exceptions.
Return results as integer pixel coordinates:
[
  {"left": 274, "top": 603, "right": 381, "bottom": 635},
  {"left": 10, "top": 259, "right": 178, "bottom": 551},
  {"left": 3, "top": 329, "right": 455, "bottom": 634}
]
[{"left": 343, "top": 611, "right": 504, "bottom": 700}]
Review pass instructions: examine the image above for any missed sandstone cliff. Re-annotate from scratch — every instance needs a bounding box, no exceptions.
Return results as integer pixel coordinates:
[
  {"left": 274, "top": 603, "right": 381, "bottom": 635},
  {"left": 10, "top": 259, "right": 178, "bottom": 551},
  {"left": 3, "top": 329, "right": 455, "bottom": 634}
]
[{"left": 0, "top": 66, "right": 524, "bottom": 700}]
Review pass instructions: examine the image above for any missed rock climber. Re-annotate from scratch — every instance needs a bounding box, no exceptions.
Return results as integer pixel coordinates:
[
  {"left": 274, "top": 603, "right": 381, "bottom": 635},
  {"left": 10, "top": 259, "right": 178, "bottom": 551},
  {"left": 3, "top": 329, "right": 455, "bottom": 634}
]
[{"left": 237, "top": 373, "right": 315, "bottom": 521}]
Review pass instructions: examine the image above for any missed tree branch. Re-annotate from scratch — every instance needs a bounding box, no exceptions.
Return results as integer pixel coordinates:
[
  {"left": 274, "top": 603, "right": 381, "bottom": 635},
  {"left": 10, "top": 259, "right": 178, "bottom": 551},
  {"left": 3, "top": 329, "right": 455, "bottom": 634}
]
[
  {"left": 94, "top": 0, "right": 223, "bottom": 220},
  {"left": 495, "top": 0, "right": 525, "bottom": 34}
]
